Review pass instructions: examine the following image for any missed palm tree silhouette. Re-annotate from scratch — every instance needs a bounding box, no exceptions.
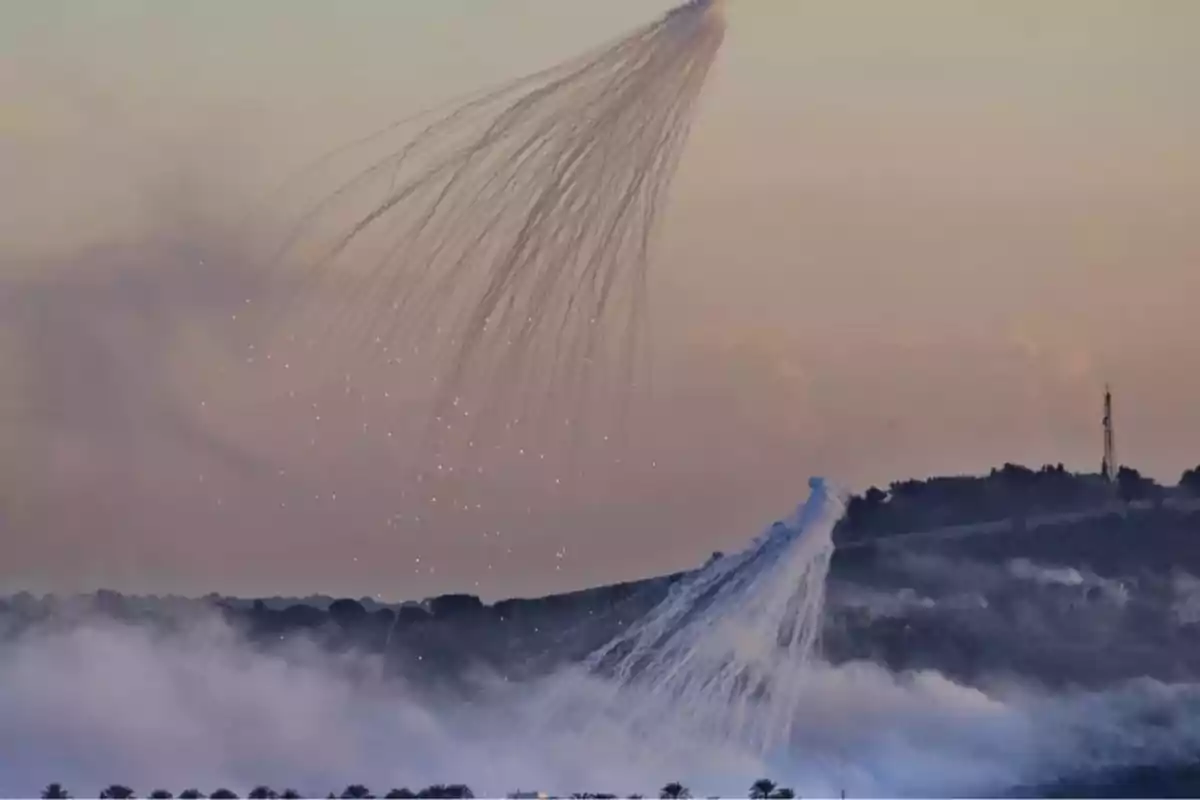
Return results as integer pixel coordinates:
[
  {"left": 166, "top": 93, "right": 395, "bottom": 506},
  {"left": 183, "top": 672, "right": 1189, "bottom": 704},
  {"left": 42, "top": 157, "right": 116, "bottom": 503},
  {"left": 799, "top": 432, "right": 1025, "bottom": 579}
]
[
  {"left": 41, "top": 783, "right": 71, "bottom": 799},
  {"left": 659, "top": 784, "right": 690, "bottom": 799}
]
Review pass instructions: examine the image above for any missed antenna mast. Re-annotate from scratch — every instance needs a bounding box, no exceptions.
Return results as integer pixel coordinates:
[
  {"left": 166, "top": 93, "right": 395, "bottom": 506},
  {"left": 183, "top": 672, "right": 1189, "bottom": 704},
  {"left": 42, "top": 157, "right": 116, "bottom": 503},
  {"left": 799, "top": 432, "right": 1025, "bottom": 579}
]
[{"left": 1101, "top": 384, "right": 1117, "bottom": 483}]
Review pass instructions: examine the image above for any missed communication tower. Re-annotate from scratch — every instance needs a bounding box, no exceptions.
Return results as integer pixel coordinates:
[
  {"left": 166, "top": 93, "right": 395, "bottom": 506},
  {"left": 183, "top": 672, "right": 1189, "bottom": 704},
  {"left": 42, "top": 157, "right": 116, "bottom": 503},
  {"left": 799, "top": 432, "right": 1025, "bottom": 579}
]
[{"left": 1101, "top": 384, "right": 1117, "bottom": 483}]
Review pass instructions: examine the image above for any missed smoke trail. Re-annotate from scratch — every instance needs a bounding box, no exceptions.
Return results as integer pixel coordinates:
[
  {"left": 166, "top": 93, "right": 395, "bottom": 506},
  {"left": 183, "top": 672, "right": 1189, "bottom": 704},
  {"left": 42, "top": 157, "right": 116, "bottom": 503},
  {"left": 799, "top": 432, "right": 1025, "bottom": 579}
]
[
  {"left": 261, "top": 0, "right": 725, "bottom": 438},
  {"left": 539, "top": 478, "right": 843, "bottom": 758}
]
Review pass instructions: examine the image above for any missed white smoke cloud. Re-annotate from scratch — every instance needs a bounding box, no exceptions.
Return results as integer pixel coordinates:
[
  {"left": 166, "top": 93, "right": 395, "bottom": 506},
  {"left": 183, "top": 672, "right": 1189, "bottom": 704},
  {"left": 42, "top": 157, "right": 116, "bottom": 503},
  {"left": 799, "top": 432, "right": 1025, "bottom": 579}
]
[
  {"left": 0, "top": 611, "right": 720, "bottom": 798},
  {"left": 1172, "top": 572, "right": 1200, "bottom": 627},
  {"left": 4, "top": 484, "right": 1199, "bottom": 798},
  {"left": 3, "top": 606, "right": 1200, "bottom": 799}
]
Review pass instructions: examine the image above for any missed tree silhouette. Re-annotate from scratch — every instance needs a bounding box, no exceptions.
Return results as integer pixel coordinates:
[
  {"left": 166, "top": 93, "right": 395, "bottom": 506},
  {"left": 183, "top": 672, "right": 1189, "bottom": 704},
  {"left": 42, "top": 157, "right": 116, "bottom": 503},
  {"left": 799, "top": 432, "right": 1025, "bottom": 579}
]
[
  {"left": 329, "top": 598, "right": 368, "bottom": 628},
  {"left": 179, "top": 791, "right": 205, "bottom": 799},
  {"left": 42, "top": 784, "right": 71, "bottom": 799},
  {"left": 281, "top": 792, "right": 302, "bottom": 799},
  {"left": 749, "top": 780, "right": 777, "bottom": 799},
  {"left": 100, "top": 786, "right": 136, "bottom": 799},
  {"left": 149, "top": 792, "right": 174, "bottom": 799},
  {"left": 429, "top": 594, "right": 485, "bottom": 620},
  {"left": 210, "top": 790, "right": 239, "bottom": 800},
  {"left": 248, "top": 788, "right": 278, "bottom": 800},
  {"left": 416, "top": 786, "right": 472, "bottom": 799},
  {"left": 341, "top": 786, "right": 373, "bottom": 799},
  {"left": 1117, "top": 466, "right": 1164, "bottom": 504},
  {"left": 770, "top": 790, "right": 796, "bottom": 799},
  {"left": 845, "top": 487, "right": 888, "bottom": 534},
  {"left": 659, "top": 784, "right": 690, "bottom": 799},
  {"left": 1181, "top": 466, "right": 1200, "bottom": 496},
  {"left": 384, "top": 791, "right": 416, "bottom": 799}
]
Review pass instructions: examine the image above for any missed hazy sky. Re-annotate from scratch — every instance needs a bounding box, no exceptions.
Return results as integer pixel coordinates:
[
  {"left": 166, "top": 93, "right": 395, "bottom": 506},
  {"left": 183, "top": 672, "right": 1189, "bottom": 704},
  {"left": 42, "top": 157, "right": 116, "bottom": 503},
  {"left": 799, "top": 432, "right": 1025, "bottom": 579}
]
[{"left": 2, "top": 1, "right": 1199, "bottom": 601}]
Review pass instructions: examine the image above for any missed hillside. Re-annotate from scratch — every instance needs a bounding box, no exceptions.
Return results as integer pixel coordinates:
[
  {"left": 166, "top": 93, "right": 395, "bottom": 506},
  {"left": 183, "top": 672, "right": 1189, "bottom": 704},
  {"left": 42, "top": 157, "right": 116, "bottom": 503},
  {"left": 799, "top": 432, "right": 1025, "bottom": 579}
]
[{"left": 4, "top": 462, "right": 1200, "bottom": 694}]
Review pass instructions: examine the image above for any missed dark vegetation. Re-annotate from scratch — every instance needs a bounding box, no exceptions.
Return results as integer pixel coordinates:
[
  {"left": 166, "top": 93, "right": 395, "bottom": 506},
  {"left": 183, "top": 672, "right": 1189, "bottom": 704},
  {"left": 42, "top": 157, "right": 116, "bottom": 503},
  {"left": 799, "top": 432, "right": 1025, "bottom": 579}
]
[
  {"left": 35, "top": 780, "right": 800, "bottom": 800},
  {"left": 1011, "top": 762, "right": 1200, "bottom": 798},
  {"left": 41, "top": 766, "right": 1200, "bottom": 800},
  {"left": 40, "top": 786, "right": 473, "bottom": 799},
  {"left": 838, "top": 462, "right": 1191, "bottom": 543}
]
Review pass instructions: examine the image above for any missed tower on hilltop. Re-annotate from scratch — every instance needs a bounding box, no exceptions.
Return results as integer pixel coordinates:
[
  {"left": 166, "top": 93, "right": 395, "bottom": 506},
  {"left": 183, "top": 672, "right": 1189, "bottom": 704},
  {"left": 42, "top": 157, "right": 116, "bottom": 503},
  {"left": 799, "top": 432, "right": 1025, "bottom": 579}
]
[{"left": 1101, "top": 384, "right": 1117, "bottom": 483}]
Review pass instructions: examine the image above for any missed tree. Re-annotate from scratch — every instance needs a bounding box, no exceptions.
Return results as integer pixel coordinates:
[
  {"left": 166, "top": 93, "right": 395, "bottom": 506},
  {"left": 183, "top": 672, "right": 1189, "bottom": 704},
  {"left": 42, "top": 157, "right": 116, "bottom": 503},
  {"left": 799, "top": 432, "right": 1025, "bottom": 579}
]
[
  {"left": 100, "top": 787, "right": 136, "bottom": 799},
  {"left": 429, "top": 593, "right": 485, "bottom": 619},
  {"left": 996, "top": 463, "right": 1037, "bottom": 489},
  {"left": 149, "top": 792, "right": 174, "bottom": 800},
  {"left": 770, "top": 790, "right": 796, "bottom": 799},
  {"left": 329, "top": 598, "right": 368, "bottom": 627},
  {"left": 281, "top": 792, "right": 302, "bottom": 799},
  {"left": 659, "top": 784, "right": 690, "bottom": 799},
  {"left": 248, "top": 789, "right": 278, "bottom": 800},
  {"left": 1181, "top": 466, "right": 1200, "bottom": 496},
  {"left": 845, "top": 486, "right": 888, "bottom": 535},
  {"left": 342, "top": 787, "right": 373, "bottom": 800},
  {"left": 179, "top": 791, "right": 206, "bottom": 799},
  {"left": 210, "top": 791, "right": 239, "bottom": 800},
  {"left": 1117, "top": 466, "right": 1158, "bottom": 503},
  {"left": 384, "top": 791, "right": 416, "bottom": 800},
  {"left": 42, "top": 784, "right": 71, "bottom": 799},
  {"left": 749, "top": 780, "right": 777, "bottom": 799},
  {"left": 416, "top": 787, "right": 472, "bottom": 799}
]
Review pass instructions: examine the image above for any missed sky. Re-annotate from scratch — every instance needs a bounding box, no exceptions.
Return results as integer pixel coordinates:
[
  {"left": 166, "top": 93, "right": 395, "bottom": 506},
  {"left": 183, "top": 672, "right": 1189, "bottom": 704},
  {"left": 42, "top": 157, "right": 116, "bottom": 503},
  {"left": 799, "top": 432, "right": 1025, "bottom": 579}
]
[{"left": 2, "top": 0, "right": 1199, "bottom": 601}]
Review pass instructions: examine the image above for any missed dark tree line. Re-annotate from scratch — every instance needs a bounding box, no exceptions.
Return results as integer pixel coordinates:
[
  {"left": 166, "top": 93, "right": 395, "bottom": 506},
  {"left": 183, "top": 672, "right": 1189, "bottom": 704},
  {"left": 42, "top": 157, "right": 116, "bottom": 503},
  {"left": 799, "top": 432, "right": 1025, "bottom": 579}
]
[
  {"left": 39, "top": 780, "right": 805, "bottom": 800},
  {"left": 1018, "top": 762, "right": 1200, "bottom": 798},
  {"left": 40, "top": 785, "right": 473, "bottom": 800},
  {"left": 653, "top": 779, "right": 798, "bottom": 799},
  {"left": 839, "top": 461, "right": 1200, "bottom": 543}
]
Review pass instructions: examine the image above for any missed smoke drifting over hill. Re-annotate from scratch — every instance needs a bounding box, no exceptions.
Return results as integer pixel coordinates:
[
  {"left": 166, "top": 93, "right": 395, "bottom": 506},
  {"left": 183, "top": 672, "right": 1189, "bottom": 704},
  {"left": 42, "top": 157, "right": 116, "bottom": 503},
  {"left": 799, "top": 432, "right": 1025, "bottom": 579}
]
[{"left": 4, "top": 502, "right": 1200, "bottom": 798}]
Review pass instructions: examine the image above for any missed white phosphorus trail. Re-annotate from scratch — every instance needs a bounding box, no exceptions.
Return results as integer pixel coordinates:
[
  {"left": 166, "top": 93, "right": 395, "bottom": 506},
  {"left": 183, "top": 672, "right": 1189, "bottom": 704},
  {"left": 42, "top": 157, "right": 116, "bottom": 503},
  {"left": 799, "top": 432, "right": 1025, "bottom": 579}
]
[
  {"left": 260, "top": 0, "right": 726, "bottom": 434},
  {"left": 542, "top": 477, "right": 844, "bottom": 758}
]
